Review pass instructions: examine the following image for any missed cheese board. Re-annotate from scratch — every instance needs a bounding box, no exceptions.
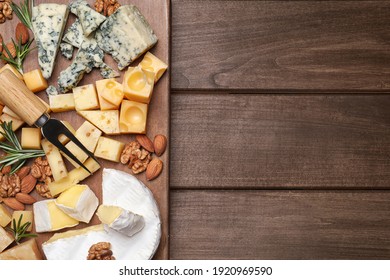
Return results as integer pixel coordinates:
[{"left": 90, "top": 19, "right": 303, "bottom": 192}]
[{"left": 0, "top": 0, "right": 170, "bottom": 259}]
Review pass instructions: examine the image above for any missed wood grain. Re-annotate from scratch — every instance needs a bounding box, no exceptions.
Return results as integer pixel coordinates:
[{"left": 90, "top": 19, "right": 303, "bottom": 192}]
[
  {"left": 172, "top": 0, "right": 390, "bottom": 92},
  {"left": 171, "top": 93, "right": 390, "bottom": 189},
  {"left": 170, "top": 190, "right": 390, "bottom": 259}
]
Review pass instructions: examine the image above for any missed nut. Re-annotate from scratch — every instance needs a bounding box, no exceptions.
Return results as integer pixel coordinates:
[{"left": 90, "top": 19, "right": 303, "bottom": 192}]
[
  {"left": 21, "top": 174, "right": 37, "bottom": 194},
  {"left": 3, "top": 197, "right": 25, "bottom": 210},
  {"left": 0, "top": 34, "right": 3, "bottom": 53},
  {"left": 31, "top": 157, "right": 52, "bottom": 181},
  {"left": 145, "top": 158, "right": 163, "bottom": 181},
  {"left": 16, "top": 166, "right": 31, "bottom": 180},
  {"left": 35, "top": 177, "right": 52, "bottom": 199},
  {"left": 15, "top": 22, "right": 29, "bottom": 44},
  {"left": 4, "top": 41, "right": 16, "bottom": 59},
  {"left": 1, "top": 165, "right": 11, "bottom": 174},
  {"left": 136, "top": 135, "right": 154, "bottom": 153},
  {"left": 154, "top": 135, "right": 167, "bottom": 157},
  {"left": 15, "top": 193, "right": 36, "bottom": 204},
  {"left": 0, "top": 173, "right": 21, "bottom": 198},
  {"left": 87, "top": 242, "right": 115, "bottom": 260}
]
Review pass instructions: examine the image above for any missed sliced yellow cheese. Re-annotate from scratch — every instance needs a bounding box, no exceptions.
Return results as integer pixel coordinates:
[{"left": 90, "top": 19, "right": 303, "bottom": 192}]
[
  {"left": 94, "top": 136, "right": 125, "bottom": 162},
  {"left": 2, "top": 106, "right": 21, "bottom": 120},
  {"left": 0, "top": 238, "right": 43, "bottom": 260},
  {"left": 11, "top": 211, "right": 33, "bottom": 232},
  {"left": 48, "top": 158, "right": 100, "bottom": 196},
  {"left": 73, "top": 84, "right": 99, "bottom": 111},
  {"left": 33, "top": 199, "right": 79, "bottom": 233},
  {"left": 0, "top": 64, "right": 23, "bottom": 80},
  {"left": 100, "top": 80, "right": 124, "bottom": 107},
  {"left": 0, "top": 226, "right": 13, "bottom": 253},
  {"left": 119, "top": 100, "right": 148, "bottom": 134},
  {"left": 23, "top": 69, "right": 48, "bottom": 93},
  {"left": 0, "top": 204, "right": 11, "bottom": 227},
  {"left": 58, "top": 120, "right": 75, "bottom": 145},
  {"left": 21, "top": 127, "right": 41, "bottom": 149},
  {"left": 78, "top": 110, "right": 120, "bottom": 135},
  {"left": 96, "top": 79, "right": 119, "bottom": 110},
  {"left": 139, "top": 52, "right": 168, "bottom": 83},
  {"left": 0, "top": 113, "right": 24, "bottom": 131},
  {"left": 122, "top": 66, "right": 155, "bottom": 104},
  {"left": 49, "top": 93, "right": 75, "bottom": 112},
  {"left": 41, "top": 139, "right": 68, "bottom": 181}
]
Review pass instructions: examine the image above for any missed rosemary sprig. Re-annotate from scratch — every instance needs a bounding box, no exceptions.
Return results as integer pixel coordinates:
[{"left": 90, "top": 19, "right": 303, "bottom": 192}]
[
  {"left": 0, "top": 121, "right": 45, "bottom": 174},
  {"left": 10, "top": 0, "right": 33, "bottom": 31},
  {"left": 0, "top": 38, "right": 35, "bottom": 73},
  {"left": 6, "top": 214, "right": 37, "bottom": 244}
]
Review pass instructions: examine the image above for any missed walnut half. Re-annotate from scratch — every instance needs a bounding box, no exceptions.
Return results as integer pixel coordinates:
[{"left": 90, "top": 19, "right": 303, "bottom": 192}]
[
  {"left": 120, "top": 141, "right": 151, "bottom": 174},
  {"left": 87, "top": 242, "right": 115, "bottom": 260}
]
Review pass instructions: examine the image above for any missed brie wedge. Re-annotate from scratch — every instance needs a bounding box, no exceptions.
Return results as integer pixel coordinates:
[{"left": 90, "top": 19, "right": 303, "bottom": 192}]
[{"left": 55, "top": 185, "right": 99, "bottom": 223}]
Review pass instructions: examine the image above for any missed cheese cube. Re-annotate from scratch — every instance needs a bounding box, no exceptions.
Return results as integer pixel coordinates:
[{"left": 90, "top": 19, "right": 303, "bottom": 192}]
[
  {"left": 0, "top": 64, "right": 23, "bottom": 80},
  {"left": 2, "top": 106, "right": 21, "bottom": 120},
  {"left": 49, "top": 93, "right": 75, "bottom": 112},
  {"left": 0, "top": 204, "right": 11, "bottom": 227},
  {"left": 119, "top": 100, "right": 148, "bottom": 134},
  {"left": 0, "top": 114, "right": 24, "bottom": 131},
  {"left": 21, "top": 128, "right": 41, "bottom": 149},
  {"left": 41, "top": 139, "right": 68, "bottom": 181},
  {"left": 11, "top": 211, "right": 33, "bottom": 232},
  {"left": 78, "top": 110, "right": 120, "bottom": 135},
  {"left": 55, "top": 185, "right": 98, "bottom": 223},
  {"left": 22, "top": 69, "right": 48, "bottom": 93},
  {"left": 33, "top": 199, "right": 79, "bottom": 233},
  {"left": 100, "top": 80, "right": 124, "bottom": 107},
  {"left": 48, "top": 158, "right": 100, "bottom": 196},
  {"left": 122, "top": 66, "right": 155, "bottom": 104},
  {"left": 58, "top": 121, "right": 76, "bottom": 145},
  {"left": 73, "top": 84, "right": 99, "bottom": 111},
  {"left": 0, "top": 238, "right": 43, "bottom": 260},
  {"left": 0, "top": 226, "right": 14, "bottom": 253},
  {"left": 96, "top": 79, "right": 120, "bottom": 110},
  {"left": 94, "top": 136, "right": 125, "bottom": 162},
  {"left": 139, "top": 52, "right": 168, "bottom": 83}
]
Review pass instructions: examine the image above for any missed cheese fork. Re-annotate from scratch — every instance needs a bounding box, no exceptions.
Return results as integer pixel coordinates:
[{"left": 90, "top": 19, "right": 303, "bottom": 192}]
[{"left": 0, "top": 69, "right": 98, "bottom": 173}]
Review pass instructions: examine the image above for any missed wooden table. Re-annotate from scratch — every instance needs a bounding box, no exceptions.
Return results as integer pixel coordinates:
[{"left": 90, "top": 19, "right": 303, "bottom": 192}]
[{"left": 168, "top": 0, "right": 390, "bottom": 259}]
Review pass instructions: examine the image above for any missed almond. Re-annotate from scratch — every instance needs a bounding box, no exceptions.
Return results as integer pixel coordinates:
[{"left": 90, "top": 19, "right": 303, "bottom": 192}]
[
  {"left": 0, "top": 34, "right": 3, "bottom": 53},
  {"left": 21, "top": 174, "right": 37, "bottom": 194},
  {"left": 154, "top": 134, "right": 167, "bottom": 157},
  {"left": 15, "top": 193, "right": 36, "bottom": 204},
  {"left": 3, "top": 198, "right": 25, "bottom": 211},
  {"left": 146, "top": 158, "right": 163, "bottom": 181},
  {"left": 16, "top": 166, "right": 31, "bottom": 180},
  {"left": 4, "top": 42, "right": 16, "bottom": 59},
  {"left": 1, "top": 165, "right": 11, "bottom": 174},
  {"left": 15, "top": 22, "right": 29, "bottom": 45},
  {"left": 136, "top": 135, "right": 155, "bottom": 153}
]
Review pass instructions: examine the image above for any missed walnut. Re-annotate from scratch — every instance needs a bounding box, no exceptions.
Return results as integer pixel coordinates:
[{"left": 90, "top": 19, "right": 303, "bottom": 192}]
[
  {"left": 0, "top": 1, "right": 12, "bottom": 22},
  {"left": 94, "top": 0, "right": 120, "bottom": 16},
  {"left": 87, "top": 242, "right": 115, "bottom": 260},
  {"left": 35, "top": 177, "right": 52, "bottom": 199},
  {"left": 31, "top": 157, "right": 52, "bottom": 181},
  {"left": 94, "top": 0, "right": 103, "bottom": 13},
  {"left": 120, "top": 141, "right": 151, "bottom": 174},
  {"left": 0, "top": 173, "right": 21, "bottom": 198}
]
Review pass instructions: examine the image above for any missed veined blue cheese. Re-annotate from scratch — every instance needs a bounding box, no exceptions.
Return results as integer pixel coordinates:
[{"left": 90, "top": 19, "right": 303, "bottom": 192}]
[
  {"left": 60, "top": 42, "right": 74, "bottom": 60},
  {"left": 99, "top": 63, "right": 120, "bottom": 79},
  {"left": 95, "top": 5, "right": 158, "bottom": 70},
  {"left": 32, "top": 4, "right": 69, "bottom": 79},
  {"left": 46, "top": 85, "right": 58, "bottom": 96},
  {"left": 58, "top": 63, "right": 88, "bottom": 93},
  {"left": 62, "top": 19, "right": 84, "bottom": 48},
  {"left": 69, "top": 0, "right": 88, "bottom": 15},
  {"left": 76, "top": 4, "right": 106, "bottom": 37}
]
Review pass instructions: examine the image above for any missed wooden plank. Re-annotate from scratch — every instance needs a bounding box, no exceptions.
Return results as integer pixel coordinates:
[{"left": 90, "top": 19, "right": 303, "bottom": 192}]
[
  {"left": 172, "top": 0, "right": 390, "bottom": 92},
  {"left": 0, "top": 0, "right": 170, "bottom": 259},
  {"left": 170, "top": 93, "right": 390, "bottom": 188},
  {"left": 170, "top": 190, "right": 390, "bottom": 259}
]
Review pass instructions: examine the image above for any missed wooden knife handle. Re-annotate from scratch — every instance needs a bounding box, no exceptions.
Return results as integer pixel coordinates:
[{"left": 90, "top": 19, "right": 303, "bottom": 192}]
[{"left": 0, "top": 69, "right": 47, "bottom": 126}]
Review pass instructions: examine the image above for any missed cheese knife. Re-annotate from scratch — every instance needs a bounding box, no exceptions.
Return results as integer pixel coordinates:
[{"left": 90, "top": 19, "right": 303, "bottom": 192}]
[{"left": 0, "top": 69, "right": 98, "bottom": 173}]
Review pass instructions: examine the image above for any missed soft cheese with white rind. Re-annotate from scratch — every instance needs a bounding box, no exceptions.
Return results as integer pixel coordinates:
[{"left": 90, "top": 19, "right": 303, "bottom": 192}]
[
  {"left": 32, "top": 4, "right": 69, "bottom": 79},
  {"left": 96, "top": 5, "right": 158, "bottom": 70},
  {"left": 97, "top": 205, "right": 145, "bottom": 237},
  {"left": 42, "top": 168, "right": 161, "bottom": 259}
]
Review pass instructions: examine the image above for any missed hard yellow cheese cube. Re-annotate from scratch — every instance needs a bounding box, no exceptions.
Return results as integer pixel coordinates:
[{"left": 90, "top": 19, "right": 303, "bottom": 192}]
[
  {"left": 21, "top": 128, "right": 41, "bottom": 149},
  {"left": 0, "top": 226, "right": 13, "bottom": 253},
  {"left": 12, "top": 211, "right": 33, "bottom": 232},
  {"left": 119, "top": 100, "right": 148, "bottom": 134},
  {"left": 0, "top": 114, "right": 24, "bottom": 130},
  {"left": 73, "top": 84, "right": 99, "bottom": 111},
  {"left": 96, "top": 79, "right": 119, "bottom": 110},
  {"left": 94, "top": 136, "right": 125, "bottom": 162},
  {"left": 122, "top": 66, "right": 155, "bottom": 104},
  {"left": 0, "top": 204, "right": 11, "bottom": 227},
  {"left": 139, "top": 52, "right": 168, "bottom": 83},
  {"left": 78, "top": 110, "right": 120, "bottom": 135},
  {"left": 2, "top": 106, "right": 21, "bottom": 120},
  {"left": 23, "top": 69, "right": 48, "bottom": 93},
  {"left": 0, "top": 64, "right": 23, "bottom": 80},
  {"left": 0, "top": 238, "right": 43, "bottom": 259},
  {"left": 100, "top": 80, "right": 124, "bottom": 107},
  {"left": 41, "top": 139, "right": 68, "bottom": 181},
  {"left": 58, "top": 121, "right": 75, "bottom": 145},
  {"left": 49, "top": 93, "right": 75, "bottom": 112}
]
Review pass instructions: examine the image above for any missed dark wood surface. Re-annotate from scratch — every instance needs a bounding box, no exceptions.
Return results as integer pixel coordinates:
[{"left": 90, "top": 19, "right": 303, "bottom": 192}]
[{"left": 169, "top": 0, "right": 390, "bottom": 259}]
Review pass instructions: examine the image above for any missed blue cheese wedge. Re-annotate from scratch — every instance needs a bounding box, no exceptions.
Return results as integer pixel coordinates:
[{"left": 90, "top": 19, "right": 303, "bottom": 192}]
[
  {"left": 95, "top": 5, "right": 158, "bottom": 70},
  {"left": 69, "top": 0, "right": 89, "bottom": 15},
  {"left": 58, "top": 62, "right": 89, "bottom": 93},
  {"left": 46, "top": 85, "right": 58, "bottom": 96},
  {"left": 32, "top": 4, "right": 69, "bottom": 79},
  {"left": 62, "top": 19, "right": 84, "bottom": 48},
  {"left": 76, "top": 4, "right": 106, "bottom": 37},
  {"left": 99, "top": 62, "right": 120, "bottom": 79},
  {"left": 60, "top": 42, "right": 74, "bottom": 60}
]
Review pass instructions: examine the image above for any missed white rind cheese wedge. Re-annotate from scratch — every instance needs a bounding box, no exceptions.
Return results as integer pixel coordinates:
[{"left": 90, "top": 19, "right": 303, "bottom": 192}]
[
  {"left": 55, "top": 185, "right": 99, "bottom": 223},
  {"left": 32, "top": 4, "right": 69, "bottom": 79},
  {"left": 33, "top": 200, "right": 79, "bottom": 233},
  {"left": 97, "top": 205, "right": 145, "bottom": 237},
  {"left": 42, "top": 168, "right": 161, "bottom": 260}
]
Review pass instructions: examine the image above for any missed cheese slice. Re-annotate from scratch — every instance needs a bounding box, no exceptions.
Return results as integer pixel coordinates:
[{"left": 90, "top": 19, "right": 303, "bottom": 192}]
[
  {"left": 0, "top": 204, "right": 11, "bottom": 227},
  {"left": 33, "top": 199, "right": 79, "bottom": 233},
  {"left": 42, "top": 168, "right": 161, "bottom": 260},
  {"left": 96, "top": 78, "right": 120, "bottom": 110},
  {"left": 32, "top": 4, "right": 69, "bottom": 79},
  {"left": 0, "top": 226, "right": 13, "bottom": 253},
  {"left": 55, "top": 185, "right": 98, "bottom": 223},
  {"left": 41, "top": 139, "right": 68, "bottom": 181},
  {"left": 100, "top": 80, "right": 124, "bottom": 107},
  {"left": 139, "top": 52, "right": 168, "bottom": 83},
  {"left": 97, "top": 205, "right": 144, "bottom": 237},
  {"left": 78, "top": 110, "right": 120, "bottom": 135},
  {"left": 0, "top": 238, "right": 43, "bottom": 260}
]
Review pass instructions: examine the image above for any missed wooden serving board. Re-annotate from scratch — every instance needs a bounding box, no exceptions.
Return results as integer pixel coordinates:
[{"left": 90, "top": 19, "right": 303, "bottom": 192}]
[{"left": 0, "top": 0, "right": 170, "bottom": 259}]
